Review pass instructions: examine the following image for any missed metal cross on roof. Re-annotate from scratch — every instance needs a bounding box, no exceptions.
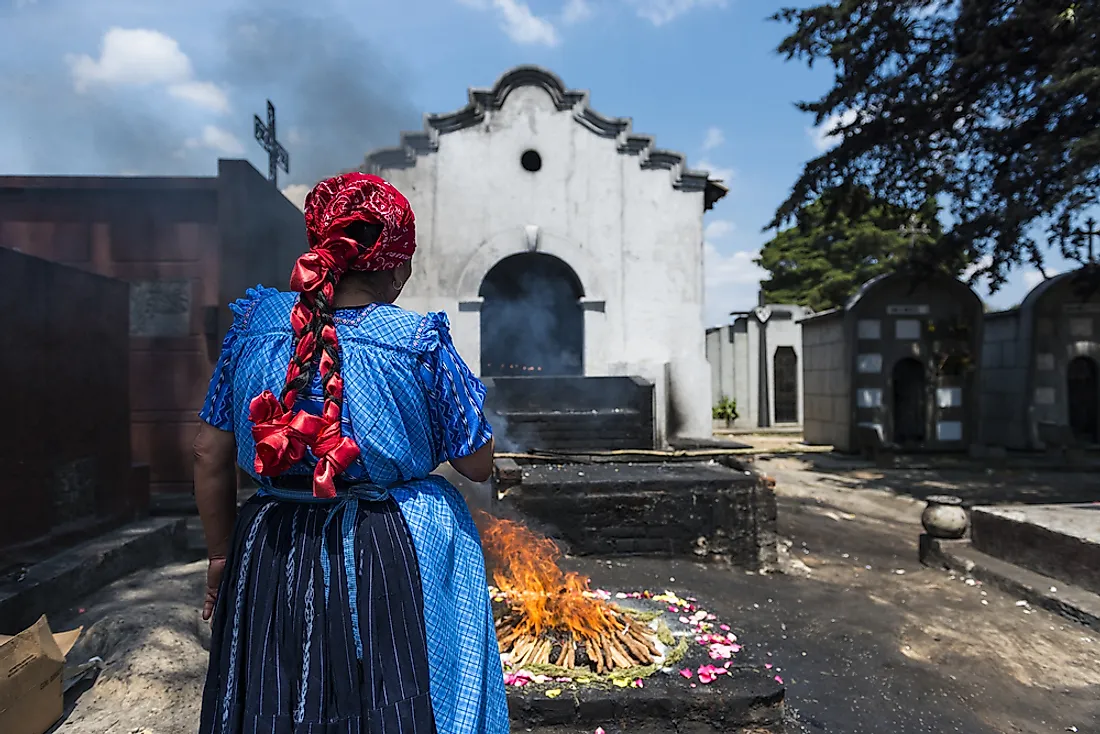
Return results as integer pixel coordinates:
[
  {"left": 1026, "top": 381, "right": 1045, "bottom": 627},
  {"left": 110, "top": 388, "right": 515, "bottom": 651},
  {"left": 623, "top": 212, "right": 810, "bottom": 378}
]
[{"left": 254, "top": 100, "right": 289, "bottom": 187}]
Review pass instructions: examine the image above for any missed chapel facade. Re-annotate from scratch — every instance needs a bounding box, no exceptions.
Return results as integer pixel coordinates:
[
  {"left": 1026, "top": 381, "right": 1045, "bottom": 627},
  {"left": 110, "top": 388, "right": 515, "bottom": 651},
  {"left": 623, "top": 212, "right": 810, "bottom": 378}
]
[{"left": 362, "top": 66, "right": 727, "bottom": 441}]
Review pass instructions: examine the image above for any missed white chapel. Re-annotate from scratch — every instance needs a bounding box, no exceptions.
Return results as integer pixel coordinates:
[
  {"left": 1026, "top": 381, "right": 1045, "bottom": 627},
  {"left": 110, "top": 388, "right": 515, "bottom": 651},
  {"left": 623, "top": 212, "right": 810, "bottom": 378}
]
[{"left": 362, "top": 66, "right": 727, "bottom": 441}]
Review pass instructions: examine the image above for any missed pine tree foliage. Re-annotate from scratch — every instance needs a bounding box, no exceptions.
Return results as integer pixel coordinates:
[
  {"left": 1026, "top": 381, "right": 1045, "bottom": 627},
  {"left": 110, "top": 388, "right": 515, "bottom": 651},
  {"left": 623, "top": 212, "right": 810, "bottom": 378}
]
[
  {"left": 756, "top": 185, "right": 965, "bottom": 311},
  {"left": 772, "top": 1, "right": 1099, "bottom": 289}
]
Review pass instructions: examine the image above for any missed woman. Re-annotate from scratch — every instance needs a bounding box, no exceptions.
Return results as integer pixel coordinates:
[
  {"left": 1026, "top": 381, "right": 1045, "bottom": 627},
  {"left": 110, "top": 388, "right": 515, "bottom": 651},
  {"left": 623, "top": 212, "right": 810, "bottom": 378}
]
[{"left": 192, "top": 172, "right": 509, "bottom": 734}]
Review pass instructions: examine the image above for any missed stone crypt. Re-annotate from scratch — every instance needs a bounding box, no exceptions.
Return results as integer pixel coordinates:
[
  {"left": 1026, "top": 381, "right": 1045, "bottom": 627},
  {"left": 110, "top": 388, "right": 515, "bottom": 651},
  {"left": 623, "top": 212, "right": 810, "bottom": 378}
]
[{"left": 362, "top": 65, "right": 728, "bottom": 446}]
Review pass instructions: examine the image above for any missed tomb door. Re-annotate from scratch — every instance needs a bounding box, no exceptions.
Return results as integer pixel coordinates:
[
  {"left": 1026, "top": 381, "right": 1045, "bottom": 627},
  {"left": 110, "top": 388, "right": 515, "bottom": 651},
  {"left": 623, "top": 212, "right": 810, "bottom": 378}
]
[
  {"left": 479, "top": 253, "right": 585, "bottom": 377},
  {"left": 892, "top": 358, "right": 927, "bottom": 445},
  {"left": 1067, "top": 356, "right": 1099, "bottom": 444},
  {"left": 773, "top": 346, "right": 799, "bottom": 424}
]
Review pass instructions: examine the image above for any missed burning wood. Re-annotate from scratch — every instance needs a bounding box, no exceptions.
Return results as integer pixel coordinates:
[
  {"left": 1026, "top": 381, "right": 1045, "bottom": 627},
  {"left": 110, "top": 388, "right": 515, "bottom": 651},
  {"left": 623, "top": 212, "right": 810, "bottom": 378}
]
[{"left": 474, "top": 511, "right": 664, "bottom": 673}]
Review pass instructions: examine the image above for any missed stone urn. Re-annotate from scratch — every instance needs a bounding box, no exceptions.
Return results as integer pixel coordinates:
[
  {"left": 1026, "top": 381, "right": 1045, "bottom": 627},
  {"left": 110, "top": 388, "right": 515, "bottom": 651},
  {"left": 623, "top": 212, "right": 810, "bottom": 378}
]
[{"left": 921, "top": 495, "right": 968, "bottom": 539}]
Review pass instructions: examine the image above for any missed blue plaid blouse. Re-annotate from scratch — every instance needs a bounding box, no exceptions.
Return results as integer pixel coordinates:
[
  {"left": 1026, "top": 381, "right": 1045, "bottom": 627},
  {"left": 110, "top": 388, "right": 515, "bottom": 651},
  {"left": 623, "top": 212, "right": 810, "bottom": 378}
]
[{"left": 199, "top": 286, "right": 508, "bottom": 734}]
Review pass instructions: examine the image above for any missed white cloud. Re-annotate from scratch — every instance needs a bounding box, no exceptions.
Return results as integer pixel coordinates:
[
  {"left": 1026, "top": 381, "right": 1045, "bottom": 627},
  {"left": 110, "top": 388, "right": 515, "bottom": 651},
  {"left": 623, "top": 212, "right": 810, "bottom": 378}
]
[
  {"left": 702, "top": 126, "right": 724, "bottom": 151},
  {"left": 184, "top": 125, "right": 245, "bottom": 156},
  {"left": 561, "top": 0, "right": 592, "bottom": 24},
  {"left": 696, "top": 158, "right": 733, "bottom": 183},
  {"left": 961, "top": 254, "right": 993, "bottom": 282},
  {"left": 1023, "top": 267, "right": 1059, "bottom": 289},
  {"left": 808, "top": 108, "right": 861, "bottom": 153},
  {"left": 168, "top": 81, "right": 230, "bottom": 114},
  {"left": 496, "top": 0, "right": 559, "bottom": 45},
  {"left": 462, "top": 0, "right": 560, "bottom": 46},
  {"left": 67, "top": 28, "right": 192, "bottom": 92},
  {"left": 67, "top": 28, "right": 230, "bottom": 114},
  {"left": 627, "top": 0, "right": 727, "bottom": 26},
  {"left": 704, "top": 242, "right": 766, "bottom": 326},
  {"left": 704, "top": 219, "right": 734, "bottom": 240},
  {"left": 282, "top": 184, "right": 311, "bottom": 212}
]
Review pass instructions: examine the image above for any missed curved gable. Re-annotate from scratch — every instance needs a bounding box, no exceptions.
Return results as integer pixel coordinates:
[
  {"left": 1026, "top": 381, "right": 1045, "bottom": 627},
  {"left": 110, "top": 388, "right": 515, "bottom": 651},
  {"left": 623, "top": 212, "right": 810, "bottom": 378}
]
[{"left": 362, "top": 65, "right": 728, "bottom": 211}]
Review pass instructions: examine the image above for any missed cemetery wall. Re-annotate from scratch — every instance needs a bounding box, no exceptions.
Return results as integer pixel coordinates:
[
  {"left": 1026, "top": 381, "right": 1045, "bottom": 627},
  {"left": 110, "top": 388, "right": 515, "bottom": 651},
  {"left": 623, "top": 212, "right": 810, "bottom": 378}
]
[
  {"left": 800, "top": 309, "right": 850, "bottom": 448},
  {"left": 0, "top": 248, "right": 135, "bottom": 552}
]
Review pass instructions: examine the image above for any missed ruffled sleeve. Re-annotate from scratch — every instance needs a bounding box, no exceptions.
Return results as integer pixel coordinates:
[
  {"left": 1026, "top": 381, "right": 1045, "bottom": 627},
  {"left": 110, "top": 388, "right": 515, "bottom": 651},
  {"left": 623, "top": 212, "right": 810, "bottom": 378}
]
[
  {"left": 198, "top": 285, "right": 279, "bottom": 431},
  {"left": 416, "top": 312, "right": 493, "bottom": 461}
]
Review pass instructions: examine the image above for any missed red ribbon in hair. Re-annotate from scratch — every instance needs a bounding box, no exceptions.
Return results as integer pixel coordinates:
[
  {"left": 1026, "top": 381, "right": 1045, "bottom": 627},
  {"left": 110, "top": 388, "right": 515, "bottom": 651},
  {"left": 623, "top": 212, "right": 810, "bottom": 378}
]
[
  {"left": 248, "top": 391, "right": 326, "bottom": 477},
  {"left": 289, "top": 236, "right": 359, "bottom": 294}
]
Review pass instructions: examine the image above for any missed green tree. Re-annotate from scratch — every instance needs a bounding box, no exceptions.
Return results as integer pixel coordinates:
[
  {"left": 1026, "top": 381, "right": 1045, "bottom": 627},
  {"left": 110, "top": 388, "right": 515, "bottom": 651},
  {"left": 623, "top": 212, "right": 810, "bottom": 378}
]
[
  {"left": 755, "top": 185, "right": 960, "bottom": 311},
  {"left": 771, "top": 1, "right": 1100, "bottom": 289}
]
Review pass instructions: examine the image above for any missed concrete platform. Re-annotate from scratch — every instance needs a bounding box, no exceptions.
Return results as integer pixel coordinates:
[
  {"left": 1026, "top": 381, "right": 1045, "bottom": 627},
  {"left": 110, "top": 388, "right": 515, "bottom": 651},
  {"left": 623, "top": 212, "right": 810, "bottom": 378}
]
[
  {"left": 970, "top": 503, "right": 1100, "bottom": 595},
  {"left": 920, "top": 534, "right": 1100, "bottom": 631},
  {"left": 497, "top": 460, "right": 778, "bottom": 568},
  {"left": 0, "top": 517, "right": 188, "bottom": 633}
]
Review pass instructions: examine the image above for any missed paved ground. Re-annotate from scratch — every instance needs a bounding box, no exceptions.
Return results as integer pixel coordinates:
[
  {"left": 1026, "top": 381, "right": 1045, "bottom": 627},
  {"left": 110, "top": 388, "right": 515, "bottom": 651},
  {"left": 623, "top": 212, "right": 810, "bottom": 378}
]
[{"left": 46, "top": 451, "right": 1100, "bottom": 734}]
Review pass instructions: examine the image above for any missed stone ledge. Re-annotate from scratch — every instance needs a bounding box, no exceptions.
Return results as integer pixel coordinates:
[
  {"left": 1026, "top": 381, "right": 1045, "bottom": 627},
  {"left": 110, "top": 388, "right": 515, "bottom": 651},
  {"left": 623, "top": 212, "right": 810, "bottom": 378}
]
[
  {"left": 0, "top": 517, "right": 188, "bottom": 632},
  {"left": 919, "top": 535, "right": 1100, "bottom": 631},
  {"left": 508, "top": 665, "right": 784, "bottom": 733}
]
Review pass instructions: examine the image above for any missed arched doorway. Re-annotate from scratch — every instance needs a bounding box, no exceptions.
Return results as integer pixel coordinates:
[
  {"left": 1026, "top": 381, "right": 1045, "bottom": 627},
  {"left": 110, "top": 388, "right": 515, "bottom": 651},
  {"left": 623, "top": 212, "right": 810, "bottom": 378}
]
[
  {"left": 1067, "top": 356, "right": 1099, "bottom": 443},
  {"left": 479, "top": 253, "right": 584, "bottom": 377},
  {"left": 773, "top": 347, "right": 799, "bottom": 424},
  {"left": 892, "top": 358, "right": 927, "bottom": 445}
]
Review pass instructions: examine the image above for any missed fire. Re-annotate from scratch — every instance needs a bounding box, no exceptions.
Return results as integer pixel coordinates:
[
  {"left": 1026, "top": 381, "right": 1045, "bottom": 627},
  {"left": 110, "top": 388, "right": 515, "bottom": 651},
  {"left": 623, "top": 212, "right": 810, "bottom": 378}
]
[
  {"left": 473, "top": 510, "right": 662, "bottom": 673},
  {"left": 475, "top": 510, "right": 622, "bottom": 639}
]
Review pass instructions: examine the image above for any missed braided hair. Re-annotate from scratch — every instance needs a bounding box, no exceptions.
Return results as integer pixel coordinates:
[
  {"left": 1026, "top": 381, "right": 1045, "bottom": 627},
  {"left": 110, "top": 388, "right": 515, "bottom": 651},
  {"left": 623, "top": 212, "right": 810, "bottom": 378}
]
[{"left": 248, "top": 173, "right": 416, "bottom": 498}]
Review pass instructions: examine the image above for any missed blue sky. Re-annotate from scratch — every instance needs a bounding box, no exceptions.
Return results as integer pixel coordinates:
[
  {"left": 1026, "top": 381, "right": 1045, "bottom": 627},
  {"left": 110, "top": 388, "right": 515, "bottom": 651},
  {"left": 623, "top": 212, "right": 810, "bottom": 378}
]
[{"left": 0, "top": 0, "right": 1074, "bottom": 325}]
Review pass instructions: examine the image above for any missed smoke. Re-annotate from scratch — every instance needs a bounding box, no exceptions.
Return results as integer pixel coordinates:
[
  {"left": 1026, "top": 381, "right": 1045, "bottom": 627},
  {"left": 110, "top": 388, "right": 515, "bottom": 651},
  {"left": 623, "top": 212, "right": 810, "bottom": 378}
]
[
  {"left": 479, "top": 253, "right": 584, "bottom": 377},
  {"left": 216, "top": 5, "right": 420, "bottom": 188},
  {"left": 0, "top": 2, "right": 417, "bottom": 180}
]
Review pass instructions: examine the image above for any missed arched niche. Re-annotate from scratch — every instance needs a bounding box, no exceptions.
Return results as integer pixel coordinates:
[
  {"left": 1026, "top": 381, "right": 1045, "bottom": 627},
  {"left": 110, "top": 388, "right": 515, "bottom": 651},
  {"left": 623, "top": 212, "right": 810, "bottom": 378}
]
[{"left": 478, "top": 253, "right": 585, "bottom": 377}]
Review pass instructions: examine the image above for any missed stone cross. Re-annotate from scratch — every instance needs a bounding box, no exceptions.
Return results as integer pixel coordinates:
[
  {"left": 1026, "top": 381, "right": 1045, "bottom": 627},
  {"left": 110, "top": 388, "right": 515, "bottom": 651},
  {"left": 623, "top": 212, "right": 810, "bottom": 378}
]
[
  {"left": 1077, "top": 217, "right": 1100, "bottom": 264},
  {"left": 254, "top": 100, "right": 289, "bottom": 186}
]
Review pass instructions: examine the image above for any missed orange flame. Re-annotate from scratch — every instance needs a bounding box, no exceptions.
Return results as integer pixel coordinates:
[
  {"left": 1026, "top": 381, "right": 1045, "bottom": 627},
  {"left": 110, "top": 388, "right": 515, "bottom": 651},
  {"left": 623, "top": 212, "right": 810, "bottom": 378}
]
[{"left": 474, "top": 510, "right": 624, "bottom": 640}]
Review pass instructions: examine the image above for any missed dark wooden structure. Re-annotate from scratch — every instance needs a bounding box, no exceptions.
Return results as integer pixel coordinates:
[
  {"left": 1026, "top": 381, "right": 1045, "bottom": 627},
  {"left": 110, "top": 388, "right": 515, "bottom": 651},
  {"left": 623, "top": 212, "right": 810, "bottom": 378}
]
[
  {"left": 0, "top": 249, "right": 137, "bottom": 555},
  {"left": 0, "top": 160, "right": 307, "bottom": 504}
]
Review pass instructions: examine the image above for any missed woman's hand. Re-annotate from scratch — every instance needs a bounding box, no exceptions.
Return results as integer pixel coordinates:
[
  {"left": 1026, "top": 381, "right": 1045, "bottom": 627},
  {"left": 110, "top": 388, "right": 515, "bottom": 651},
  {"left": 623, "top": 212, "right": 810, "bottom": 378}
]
[{"left": 203, "top": 556, "right": 227, "bottom": 621}]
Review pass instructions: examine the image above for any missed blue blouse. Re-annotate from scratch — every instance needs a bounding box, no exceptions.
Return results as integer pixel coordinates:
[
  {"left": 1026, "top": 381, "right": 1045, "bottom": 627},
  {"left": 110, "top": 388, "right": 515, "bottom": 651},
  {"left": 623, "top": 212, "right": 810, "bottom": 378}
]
[{"left": 198, "top": 286, "right": 508, "bottom": 734}]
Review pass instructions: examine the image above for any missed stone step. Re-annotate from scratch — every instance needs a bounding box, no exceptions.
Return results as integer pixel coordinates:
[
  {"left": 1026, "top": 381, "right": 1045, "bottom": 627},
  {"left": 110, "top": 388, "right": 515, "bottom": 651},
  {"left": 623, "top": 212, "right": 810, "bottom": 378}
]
[{"left": 970, "top": 504, "right": 1100, "bottom": 596}]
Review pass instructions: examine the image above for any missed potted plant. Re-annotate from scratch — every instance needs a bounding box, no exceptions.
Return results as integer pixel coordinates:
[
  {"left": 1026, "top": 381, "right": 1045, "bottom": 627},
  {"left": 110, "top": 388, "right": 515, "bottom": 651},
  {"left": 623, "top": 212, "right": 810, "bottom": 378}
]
[{"left": 713, "top": 396, "right": 739, "bottom": 428}]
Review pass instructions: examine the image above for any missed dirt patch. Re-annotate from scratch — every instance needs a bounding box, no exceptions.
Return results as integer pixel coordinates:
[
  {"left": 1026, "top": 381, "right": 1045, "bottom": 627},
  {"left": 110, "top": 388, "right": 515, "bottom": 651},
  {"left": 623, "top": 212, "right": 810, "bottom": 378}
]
[{"left": 51, "top": 562, "right": 207, "bottom": 734}]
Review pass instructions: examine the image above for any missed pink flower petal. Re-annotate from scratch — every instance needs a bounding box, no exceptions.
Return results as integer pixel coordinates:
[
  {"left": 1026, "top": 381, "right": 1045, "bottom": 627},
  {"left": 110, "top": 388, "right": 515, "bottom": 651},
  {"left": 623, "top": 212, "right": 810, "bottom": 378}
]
[
  {"left": 719, "top": 624, "right": 730, "bottom": 631},
  {"left": 679, "top": 668, "right": 693, "bottom": 679},
  {"left": 595, "top": 728, "right": 606, "bottom": 734},
  {"left": 765, "top": 663, "right": 773, "bottom": 670},
  {"left": 690, "top": 683, "right": 697, "bottom": 688},
  {"left": 774, "top": 675, "right": 784, "bottom": 684}
]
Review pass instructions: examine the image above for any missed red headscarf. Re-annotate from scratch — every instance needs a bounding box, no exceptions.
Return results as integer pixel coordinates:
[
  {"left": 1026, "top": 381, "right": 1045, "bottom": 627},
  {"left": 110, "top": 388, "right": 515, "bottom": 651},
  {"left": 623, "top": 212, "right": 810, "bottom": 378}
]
[{"left": 247, "top": 173, "right": 417, "bottom": 498}]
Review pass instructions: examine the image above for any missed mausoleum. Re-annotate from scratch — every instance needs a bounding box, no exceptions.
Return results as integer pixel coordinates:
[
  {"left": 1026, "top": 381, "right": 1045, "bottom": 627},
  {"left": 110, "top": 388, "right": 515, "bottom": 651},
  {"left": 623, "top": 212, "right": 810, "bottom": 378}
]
[
  {"left": 981, "top": 267, "right": 1100, "bottom": 450},
  {"left": 800, "top": 272, "right": 984, "bottom": 452},
  {"left": 706, "top": 300, "right": 812, "bottom": 430},
  {"left": 363, "top": 66, "right": 727, "bottom": 443}
]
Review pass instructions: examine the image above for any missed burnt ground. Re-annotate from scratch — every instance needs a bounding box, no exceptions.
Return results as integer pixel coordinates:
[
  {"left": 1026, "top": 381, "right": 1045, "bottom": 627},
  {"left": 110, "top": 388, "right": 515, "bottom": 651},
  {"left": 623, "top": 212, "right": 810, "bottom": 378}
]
[{"left": 45, "top": 455, "right": 1100, "bottom": 734}]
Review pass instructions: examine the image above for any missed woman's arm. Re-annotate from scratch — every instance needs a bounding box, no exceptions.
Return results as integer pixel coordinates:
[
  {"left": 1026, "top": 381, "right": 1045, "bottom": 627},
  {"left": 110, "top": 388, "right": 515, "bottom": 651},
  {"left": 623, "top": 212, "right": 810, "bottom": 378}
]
[
  {"left": 450, "top": 437, "right": 495, "bottom": 483},
  {"left": 193, "top": 421, "right": 238, "bottom": 619}
]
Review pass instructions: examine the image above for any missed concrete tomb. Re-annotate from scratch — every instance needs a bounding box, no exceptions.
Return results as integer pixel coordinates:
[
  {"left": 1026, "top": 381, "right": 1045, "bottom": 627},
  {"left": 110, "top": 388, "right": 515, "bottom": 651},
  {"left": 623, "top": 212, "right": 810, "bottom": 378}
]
[
  {"left": 707, "top": 299, "right": 813, "bottom": 430},
  {"left": 363, "top": 65, "right": 728, "bottom": 445},
  {"left": 981, "top": 267, "right": 1100, "bottom": 451},
  {"left": 0, "top": 161, "right": 307, "bottom": 505},
  {"left": 800, "top": 272, "right": 984, "bottom": 453}
]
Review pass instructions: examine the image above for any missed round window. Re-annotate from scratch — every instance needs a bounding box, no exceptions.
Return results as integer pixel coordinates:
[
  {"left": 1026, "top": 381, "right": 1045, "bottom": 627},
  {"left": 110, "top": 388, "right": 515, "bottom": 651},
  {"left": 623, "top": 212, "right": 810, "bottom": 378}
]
[{"left": 521, "top": 149, "right": 542, "bottom": 172}]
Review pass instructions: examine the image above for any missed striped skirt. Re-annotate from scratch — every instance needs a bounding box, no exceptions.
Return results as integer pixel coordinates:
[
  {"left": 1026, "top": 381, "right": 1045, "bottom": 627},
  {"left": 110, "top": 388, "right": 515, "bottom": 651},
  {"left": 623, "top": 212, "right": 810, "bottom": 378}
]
[{"left": 198, "top": 494, "right": 438, "bottom": 734}]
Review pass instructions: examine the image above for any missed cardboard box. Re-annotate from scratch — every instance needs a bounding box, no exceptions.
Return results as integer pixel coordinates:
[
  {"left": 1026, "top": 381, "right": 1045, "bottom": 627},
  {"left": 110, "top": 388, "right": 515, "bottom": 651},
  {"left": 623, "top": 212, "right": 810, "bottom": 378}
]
[{"left": 0, "top": 616, "right": 82, "bottom": 734}]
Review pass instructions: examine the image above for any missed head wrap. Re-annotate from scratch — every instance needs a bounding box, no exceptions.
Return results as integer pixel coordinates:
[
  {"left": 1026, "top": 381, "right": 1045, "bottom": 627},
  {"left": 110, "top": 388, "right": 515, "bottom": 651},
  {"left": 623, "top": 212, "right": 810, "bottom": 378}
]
[
  {"left": 291, "top": 172, "right": 417, "bottom": 294},
  {"left": 247, "top": 172, "right": 417, "bottom": 498}
]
